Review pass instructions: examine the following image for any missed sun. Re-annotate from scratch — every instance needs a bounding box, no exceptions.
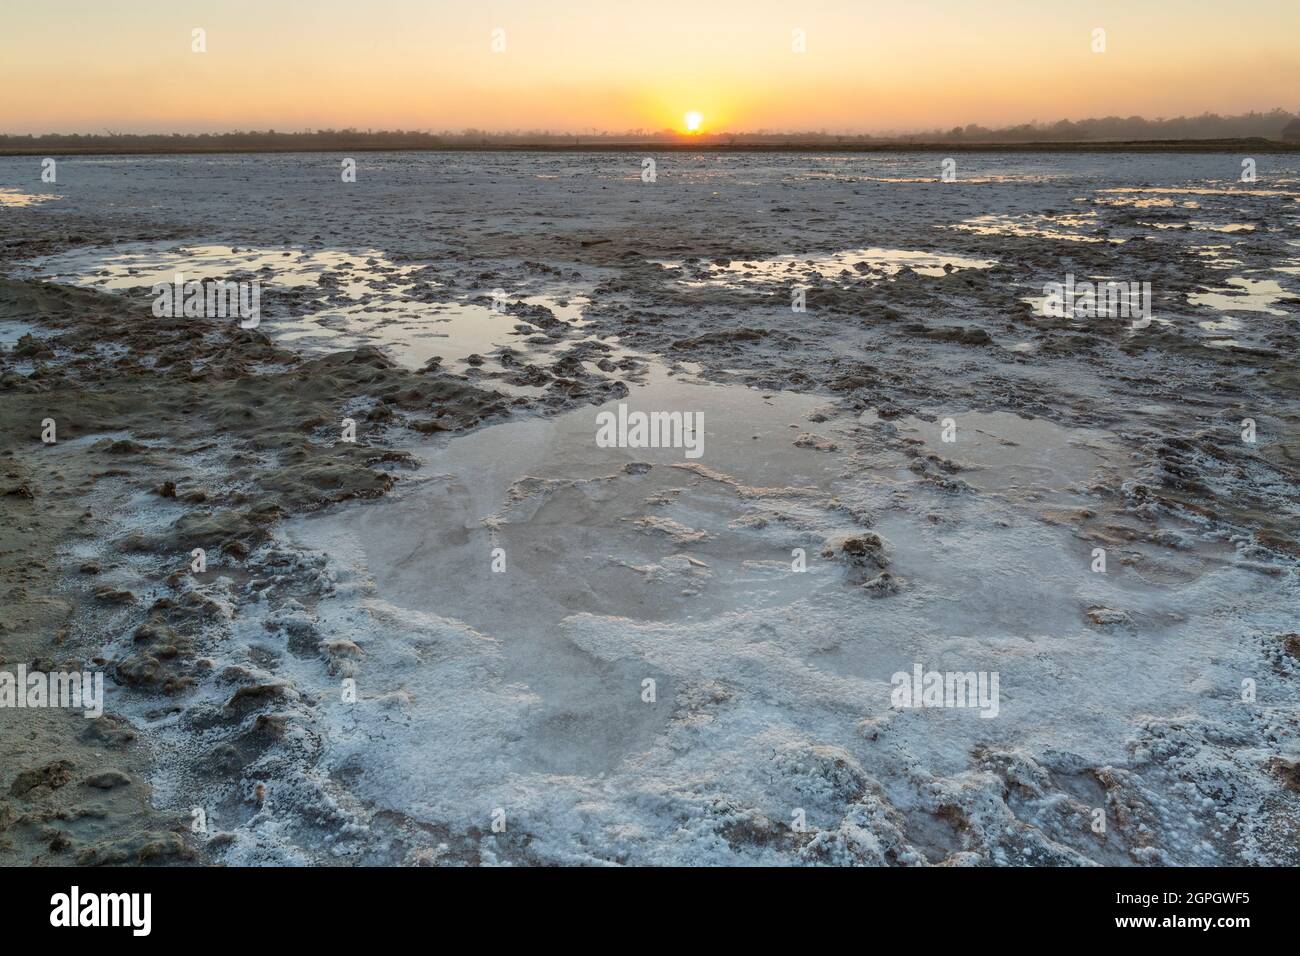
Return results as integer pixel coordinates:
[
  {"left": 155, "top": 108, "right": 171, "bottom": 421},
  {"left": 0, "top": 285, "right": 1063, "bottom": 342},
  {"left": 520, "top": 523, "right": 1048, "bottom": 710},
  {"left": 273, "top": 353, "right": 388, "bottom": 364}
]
[{"left": 683, "top": 111, "right": 704, "bottom": 133}]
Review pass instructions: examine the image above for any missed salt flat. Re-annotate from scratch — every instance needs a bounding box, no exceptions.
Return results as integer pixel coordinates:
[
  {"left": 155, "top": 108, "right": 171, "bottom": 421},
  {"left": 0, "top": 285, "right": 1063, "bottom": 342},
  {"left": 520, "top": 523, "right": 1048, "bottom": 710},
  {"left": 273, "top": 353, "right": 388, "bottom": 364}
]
[{"left": 1, "top": 151, "right": 1297, "bottom": 865}]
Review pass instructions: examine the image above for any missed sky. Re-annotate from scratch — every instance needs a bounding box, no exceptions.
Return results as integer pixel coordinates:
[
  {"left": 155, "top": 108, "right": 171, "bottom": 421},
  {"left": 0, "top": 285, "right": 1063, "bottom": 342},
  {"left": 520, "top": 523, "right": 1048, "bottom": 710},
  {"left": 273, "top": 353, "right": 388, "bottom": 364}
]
[{"left": 3, "top": 0, "right": 1298, "bottom": 135}]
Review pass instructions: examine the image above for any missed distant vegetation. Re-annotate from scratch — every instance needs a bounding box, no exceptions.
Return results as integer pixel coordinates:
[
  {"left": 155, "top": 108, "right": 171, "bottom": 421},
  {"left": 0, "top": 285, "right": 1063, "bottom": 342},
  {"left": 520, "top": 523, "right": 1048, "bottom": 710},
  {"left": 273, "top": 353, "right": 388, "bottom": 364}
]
[
  {"left": 3, "top": 110, "right": 1298, "bottom": 153},
  {"left": 907, "top": 108, "right": 1300, "bottom": 143}
]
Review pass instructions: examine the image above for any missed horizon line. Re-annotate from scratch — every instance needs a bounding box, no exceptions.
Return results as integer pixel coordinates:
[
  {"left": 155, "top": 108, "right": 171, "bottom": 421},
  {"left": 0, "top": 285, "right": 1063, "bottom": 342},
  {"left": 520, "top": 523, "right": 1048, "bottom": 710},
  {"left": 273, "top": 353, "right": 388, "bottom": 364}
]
[{"left": 4, "top": 107, "right": 1297, "bottom": 143}]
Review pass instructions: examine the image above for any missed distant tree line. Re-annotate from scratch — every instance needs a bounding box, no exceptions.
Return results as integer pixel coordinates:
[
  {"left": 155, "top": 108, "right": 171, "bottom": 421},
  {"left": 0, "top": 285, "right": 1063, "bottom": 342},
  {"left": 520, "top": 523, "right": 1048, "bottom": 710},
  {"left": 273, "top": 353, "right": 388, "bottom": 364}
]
[
  {"left": 916, "top": 109, "right": 1299, "bottom": 143},
  {"left": 2, "top": 110, "right": 1297, "bottom": 151}
]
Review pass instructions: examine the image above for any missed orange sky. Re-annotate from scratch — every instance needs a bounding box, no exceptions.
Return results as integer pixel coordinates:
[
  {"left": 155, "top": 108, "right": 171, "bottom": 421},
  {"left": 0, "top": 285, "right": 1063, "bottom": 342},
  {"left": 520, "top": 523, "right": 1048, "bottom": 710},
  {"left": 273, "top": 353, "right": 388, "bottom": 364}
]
[{"left": 3, "top": 0, "right": 1297, "bottom": 134}]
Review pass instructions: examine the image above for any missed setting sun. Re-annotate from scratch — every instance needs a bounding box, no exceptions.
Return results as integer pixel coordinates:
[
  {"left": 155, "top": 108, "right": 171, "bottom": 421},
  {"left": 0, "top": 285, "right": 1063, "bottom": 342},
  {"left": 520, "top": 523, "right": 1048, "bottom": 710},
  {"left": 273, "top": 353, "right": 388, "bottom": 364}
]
[{"left": 684, "top": 110, "right": 703, "bottom": 133}]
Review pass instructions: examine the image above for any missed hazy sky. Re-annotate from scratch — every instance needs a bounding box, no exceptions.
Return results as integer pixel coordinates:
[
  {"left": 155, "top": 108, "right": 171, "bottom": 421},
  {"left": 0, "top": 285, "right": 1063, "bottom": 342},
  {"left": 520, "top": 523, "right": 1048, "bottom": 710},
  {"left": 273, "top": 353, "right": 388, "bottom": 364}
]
[{"left": 3, "top": 0, "right": 1297, "bottom": 134}]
